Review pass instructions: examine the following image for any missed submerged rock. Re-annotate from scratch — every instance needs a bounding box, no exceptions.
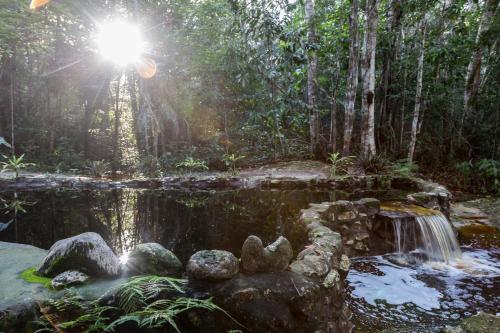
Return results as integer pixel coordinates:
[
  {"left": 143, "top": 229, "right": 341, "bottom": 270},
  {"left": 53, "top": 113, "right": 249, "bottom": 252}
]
[
  {"left": 240, "top": 235, "right": 293, "bottom": 273},
  {"left": 442, "top": 313, "right": 500, "bottom": 333},
  {"left": 51, "top": 270, "right": 89, "bottom": 289},
  {"left": 126, "top": 243, "right": 182, "bottom": 276},
  {"left": 37, "top": 232, "right": 120, "bottom": 277},
  {"left": 187, "top": 250, "right": 239, "bottom": 280}
]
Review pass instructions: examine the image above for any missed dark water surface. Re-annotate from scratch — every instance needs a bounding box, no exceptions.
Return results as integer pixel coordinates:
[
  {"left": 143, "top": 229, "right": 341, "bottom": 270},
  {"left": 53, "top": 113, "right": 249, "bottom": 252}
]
[{"left": 0, "top": 188, "right": 368, "bottom": 262}]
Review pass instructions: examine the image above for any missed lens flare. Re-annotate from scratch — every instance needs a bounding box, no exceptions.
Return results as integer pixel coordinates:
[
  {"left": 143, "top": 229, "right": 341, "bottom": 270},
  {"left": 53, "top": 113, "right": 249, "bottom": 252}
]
[
  {"left": 29, "top": 0, "right": 51, "bottom": 10},
  {"left": 136, "top": 57, "right": 157, "bottom": 79},
  {"left": 96, "top": 20, "right": 145, "bottom": 66}
]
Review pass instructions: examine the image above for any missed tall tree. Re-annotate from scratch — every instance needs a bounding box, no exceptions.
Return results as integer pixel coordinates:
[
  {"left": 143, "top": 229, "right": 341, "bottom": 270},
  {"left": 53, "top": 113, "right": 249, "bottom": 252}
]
[
  {"left": 462, "top": 0, "right": 499, "bottom": 130},
  {"left": 305, "top": 0, "right": 320, "bottom": 157},
  {"left": 343, "top": 0, "right": 360, "bottom": 156},
  {"left": 360, "top": 0, "right": 379, "bottom": 157},
  {"left": 408, "top": 19, "right": 427, "bottom": 162}
]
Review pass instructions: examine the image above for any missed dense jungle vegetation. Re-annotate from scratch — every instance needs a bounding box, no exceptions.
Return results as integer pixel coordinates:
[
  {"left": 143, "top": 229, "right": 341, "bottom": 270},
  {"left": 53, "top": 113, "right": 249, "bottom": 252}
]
[{"left": 0, "top": 0, "right": 499, "bottom": 192}]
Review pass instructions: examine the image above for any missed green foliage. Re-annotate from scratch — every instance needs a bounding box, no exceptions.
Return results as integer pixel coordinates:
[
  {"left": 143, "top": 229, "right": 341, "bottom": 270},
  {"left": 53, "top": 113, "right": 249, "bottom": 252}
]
[
  {"left": 86, "top": 160, "right": 110, "bottom": 178},
  {"left": 455, "top": 160, "right": 473, "bottom": 187},
  {"left": 455, "top": 159, "right": 500, "bottom": 194},
  {"left": 176, "top": 157, "right": 209, "bottom": 173},
  {"left": 106, "top": 297, "right": 231, "bottom": 332},
  {"left": 223, "top": 153, "right": 245, "bottom": 175},
  {"left": 20, "top": 267, "right": 52, "bottom": 289},
  {"left": 116, "top": 275, "right": 186, "bottom": 314},
  {"left": 327, "top": 152, "right": 354, "bottom": 178},
  {"left": 1, "top": 154, "right": 35, "bottom": 178},
  {"left": 391, "top": 159, "right": 419, "bottom": 177},
  {"left": 34, "top": 275, "right": 241, "bottom": 333},
  {"left": 355, "top": 154, "right": 391, "bottom": 174}
]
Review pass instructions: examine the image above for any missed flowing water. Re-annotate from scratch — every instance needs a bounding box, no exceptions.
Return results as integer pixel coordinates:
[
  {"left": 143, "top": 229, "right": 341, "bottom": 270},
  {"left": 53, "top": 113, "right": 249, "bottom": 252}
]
[
  {"left": 348, "top": 204, "right": 499, "bottom": 332},
  {"left": 392, "top": 212, "right": 462, "bottom": 263}
]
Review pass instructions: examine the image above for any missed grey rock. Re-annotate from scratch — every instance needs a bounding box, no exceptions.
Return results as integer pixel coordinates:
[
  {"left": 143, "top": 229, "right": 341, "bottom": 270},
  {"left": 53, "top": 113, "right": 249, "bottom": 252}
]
[
  {"left": 241, "top": 235, "right": 293, "bottom": 273},
  {"left": 51, "top": 271, "right": 89, "bottom": 289},
  {"left": 37, "top": 232, "right": 120, "bottom": 277},
  {"left": 187, "top": 250, "right": 239, "bottom": 280},
  {"left": 127, "top": 243, "right": 182, "bottom": 276}
]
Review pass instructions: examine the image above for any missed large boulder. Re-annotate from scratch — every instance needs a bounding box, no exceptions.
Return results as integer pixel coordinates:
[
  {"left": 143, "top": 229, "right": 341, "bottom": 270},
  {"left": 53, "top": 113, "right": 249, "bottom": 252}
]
[
  {"left": 241, "top": 235, "right": 293, "bottom": 273},
  {"left": 126, "top": 243, "right": 182, "bottom": 276},
  {"left": 37, "top": 232, "right": 120, "bottom": 277},
  {"left": 187, "top": 250, "right": 239, "bottom": 281}
]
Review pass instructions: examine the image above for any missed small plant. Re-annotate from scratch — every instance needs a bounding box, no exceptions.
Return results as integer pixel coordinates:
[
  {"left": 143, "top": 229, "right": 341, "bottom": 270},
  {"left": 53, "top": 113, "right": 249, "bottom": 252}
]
[
  {"left": 391, "top": 159, "right": 419, "bottom": 177},
  {"left": 222, "top": 153, "right": 245, "bottom": 175},
  {"left": 476, "top": 159, "right": 500, "bottom": 193},
  {"left": 1, "top": 154, "right": 35, "bottom": 178},
  {"left": 355, "top": 154, "right": 391, "bottom": 174},
  {"left": 86, "top": 160, "right": 110, "bottom": 178},
  {"left": 455, "top": 160, "right": 472, "bottom": 187},
  {"left": 175, "top": 157, "right": 209, "bottom": 173},
  {"left": 34, "top": 275, "right": 243, "bottom": 333},
  {"left": 327, "top": 152, "right": 354, "bottom": 178}
]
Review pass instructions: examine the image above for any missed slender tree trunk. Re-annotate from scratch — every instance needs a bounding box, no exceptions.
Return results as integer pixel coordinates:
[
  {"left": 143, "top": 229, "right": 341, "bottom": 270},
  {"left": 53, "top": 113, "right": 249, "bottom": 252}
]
[
  {"left": 360, "top": 0, "right": 379, "bottom": 157},
  {"left": 127, "top": 73, "right": 144, "bottom": 156},
  {"left": 377, "top": 0, "right": 402, "bottom": 152},
  {"left": 305, "top": 0, "right": 320, "bottom": 157},
  {"left": 462, "top": 0, "right": 499, "bottom": 132},
  {"left": 408, "top": 21, "right": 427, "bottom": 162},
  {"left": 112, "top": 77, "right": 122, "bottom": 175},
  {"left": 343, "top": 0, "right": 360, "bottom": 156}
]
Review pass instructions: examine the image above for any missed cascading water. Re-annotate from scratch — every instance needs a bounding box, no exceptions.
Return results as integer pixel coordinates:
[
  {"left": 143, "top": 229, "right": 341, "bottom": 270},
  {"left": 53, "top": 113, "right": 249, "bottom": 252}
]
[{"left": 389, "top": 208, "right": 462, "bottom": 263}]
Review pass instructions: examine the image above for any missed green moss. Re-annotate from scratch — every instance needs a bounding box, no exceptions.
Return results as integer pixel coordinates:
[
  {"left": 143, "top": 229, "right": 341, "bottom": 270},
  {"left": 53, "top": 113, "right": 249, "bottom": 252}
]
[{"left": 20, "top": 267, "right": 53, "bottom": 289}]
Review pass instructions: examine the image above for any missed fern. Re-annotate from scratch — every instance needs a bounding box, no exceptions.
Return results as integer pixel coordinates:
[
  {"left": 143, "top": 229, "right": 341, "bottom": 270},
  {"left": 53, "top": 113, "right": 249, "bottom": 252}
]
[
  {"left": 116, "top": 275, "right": 186, "bottom": 313},
  {"left": 106, "top": 297, "right": 239, "bottom": 333}
]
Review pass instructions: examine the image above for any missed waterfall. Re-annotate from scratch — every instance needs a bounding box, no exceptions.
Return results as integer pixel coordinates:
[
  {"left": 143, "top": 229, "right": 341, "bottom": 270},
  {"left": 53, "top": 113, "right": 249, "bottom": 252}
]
[{"left": 392, "top": 211, "right": 461, "bottom": 263}]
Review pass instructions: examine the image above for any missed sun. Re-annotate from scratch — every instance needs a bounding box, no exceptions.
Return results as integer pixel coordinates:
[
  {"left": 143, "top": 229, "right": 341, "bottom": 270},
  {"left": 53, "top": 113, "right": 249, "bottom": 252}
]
[{"left": 96, "top": 20, "right": 145, "bottom": 66}]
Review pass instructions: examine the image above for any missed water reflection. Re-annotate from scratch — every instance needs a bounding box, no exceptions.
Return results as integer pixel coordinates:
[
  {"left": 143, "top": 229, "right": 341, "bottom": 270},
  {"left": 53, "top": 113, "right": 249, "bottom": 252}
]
[{"left": 0, "top": 189, "right": 358, "bottom": 262}]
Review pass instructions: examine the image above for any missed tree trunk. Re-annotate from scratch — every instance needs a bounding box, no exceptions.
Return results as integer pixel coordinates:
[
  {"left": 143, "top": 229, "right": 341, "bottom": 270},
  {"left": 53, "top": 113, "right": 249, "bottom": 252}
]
[
  {"left": 305, "top": 0, "right": 320, "bottom": 157},
  {"left": 342, "top": 0, "right": 360, "bottom": 156},
  {"left": 112, "top": 77, "right": 122, "bottom": 175},
  {"left": 377, "top": 0, "right": 402, "bottom": 152},
  {"left": 360, "top": 0, "right": 379, "bottom": 157},
  {"left": 462, "top": 0, "right": 499, "bottom": 132},
  {"left": 407, "top": 21, "right": 427, "bottom": 162}
]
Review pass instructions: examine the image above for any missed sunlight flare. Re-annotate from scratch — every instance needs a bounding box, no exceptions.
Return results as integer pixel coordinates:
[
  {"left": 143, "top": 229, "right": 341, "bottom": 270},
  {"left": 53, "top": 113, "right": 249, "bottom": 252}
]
[
  {"left": 96, "top": 20, "right": 145, "bottom": 67},
  {"left": 29, "top": 0, "right": 51, "bottom": 10},
  {"left": 136, "top": 57, "right": 157, "bottom": 79}
]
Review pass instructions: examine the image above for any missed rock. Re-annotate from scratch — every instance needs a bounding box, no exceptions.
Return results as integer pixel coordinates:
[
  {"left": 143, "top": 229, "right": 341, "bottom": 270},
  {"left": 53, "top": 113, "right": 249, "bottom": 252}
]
[
  {"left": 51, "top": 271, "right": 89, "bottom": 289},
  {"left": 187, "top": 250, "right": 239, "bottom": 280},
  {"left": 241, "top": 235, "right": 293, "bottom": 273},
  {"left": 127, "top": 243, "right": 182, "bottom": 276},
  {"left": 442, "top": 326, "right": 465, "bottom": 333},
  {"left": 461, "top": 312, "right": 500, "bottom": 333},
  {"left": 37, "top": 232, "right": 121, "bottom": 277},
  {"left": 354, "top": 198, "right": 380, "bottom": 216}
]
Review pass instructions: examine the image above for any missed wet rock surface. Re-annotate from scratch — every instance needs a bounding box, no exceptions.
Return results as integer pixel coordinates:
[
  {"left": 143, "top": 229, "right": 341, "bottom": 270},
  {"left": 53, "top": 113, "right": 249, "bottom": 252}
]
[
  {"left": 240, "top": 235, "right": 293, "bottom": 273},
  {"left": 37, "top": 232, "right": 121, "bottom": 277},
  {"left": 51, "top": 270, "right": 89, "bottom": 289},
  {"left": 187, "top": 250, "right": 239, "bottom": 280},
  {"left": 126, "top": 242, "right": 182, "bottom": 276},
  {"left": 442, "top": 312, "right": 500, "bottom": 333}
]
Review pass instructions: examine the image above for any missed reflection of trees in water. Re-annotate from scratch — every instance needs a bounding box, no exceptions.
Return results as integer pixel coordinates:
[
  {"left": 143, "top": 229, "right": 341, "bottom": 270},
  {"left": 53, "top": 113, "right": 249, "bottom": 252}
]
[{"left": 0, "top": 189, "right": 338, "bottom": 260}]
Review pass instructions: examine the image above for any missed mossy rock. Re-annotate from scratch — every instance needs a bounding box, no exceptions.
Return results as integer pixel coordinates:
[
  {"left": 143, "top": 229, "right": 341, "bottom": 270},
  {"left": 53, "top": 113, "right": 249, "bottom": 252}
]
[{"left": 20, "top": 267, "right": 52, "bottom": 289}]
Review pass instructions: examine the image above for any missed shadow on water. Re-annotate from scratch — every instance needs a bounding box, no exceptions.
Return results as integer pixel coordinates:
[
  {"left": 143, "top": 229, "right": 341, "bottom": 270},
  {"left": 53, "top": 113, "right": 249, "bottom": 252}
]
[{"left": 0, "top": 188, "right": 388, "bottom": 262}]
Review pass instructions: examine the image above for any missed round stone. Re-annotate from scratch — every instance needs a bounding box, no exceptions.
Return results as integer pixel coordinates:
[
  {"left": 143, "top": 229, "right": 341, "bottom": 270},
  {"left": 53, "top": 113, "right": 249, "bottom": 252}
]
[
  {"left": 186, "top": 250, "right": 239, "bottom": 281},
  {"left": 126, "top": 243, "right": 182, "bottom": 276}
]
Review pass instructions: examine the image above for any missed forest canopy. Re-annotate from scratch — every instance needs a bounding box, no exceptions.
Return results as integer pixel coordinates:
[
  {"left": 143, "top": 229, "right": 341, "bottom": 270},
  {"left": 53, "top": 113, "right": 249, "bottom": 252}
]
[{"left": 0, "top": 0, "right": 499, "bottom": 186}]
